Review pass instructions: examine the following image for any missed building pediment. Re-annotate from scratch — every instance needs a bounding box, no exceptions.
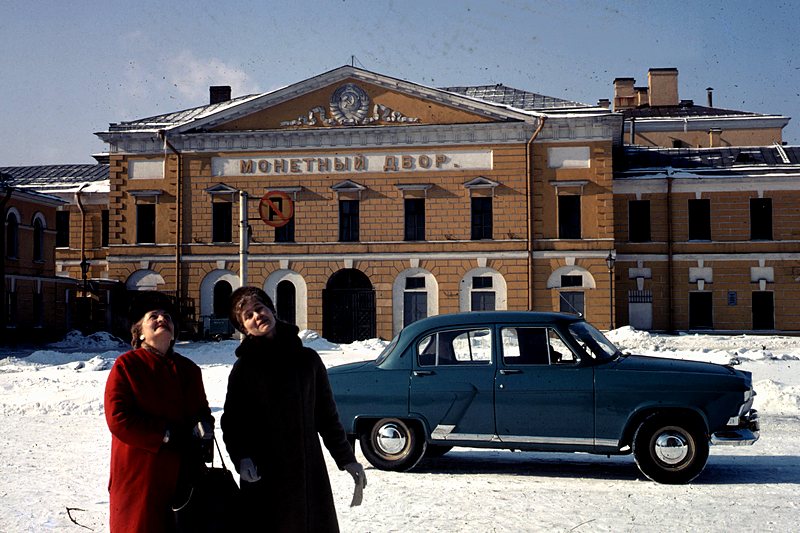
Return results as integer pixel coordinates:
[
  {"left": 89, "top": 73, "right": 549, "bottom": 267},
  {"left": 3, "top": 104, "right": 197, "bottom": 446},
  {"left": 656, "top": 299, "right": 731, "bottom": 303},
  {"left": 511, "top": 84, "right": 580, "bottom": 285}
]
[{"left": 181, "top": 66, "right": 536, "bottom": 134}]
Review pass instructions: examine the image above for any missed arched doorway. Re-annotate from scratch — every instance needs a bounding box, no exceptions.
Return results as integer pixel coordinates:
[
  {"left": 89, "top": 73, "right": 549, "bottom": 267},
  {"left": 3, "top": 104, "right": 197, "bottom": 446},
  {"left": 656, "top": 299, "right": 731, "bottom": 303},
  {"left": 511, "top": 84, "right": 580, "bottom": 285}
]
[
  {"left": 213, "top": 280, "right": 233, "bottom": 318},
  {"left": 322, "top": 269, "right": 376, "bottom": 343},
  {"left": 276, "top": 280, "right": 297, "bottom": 325}
]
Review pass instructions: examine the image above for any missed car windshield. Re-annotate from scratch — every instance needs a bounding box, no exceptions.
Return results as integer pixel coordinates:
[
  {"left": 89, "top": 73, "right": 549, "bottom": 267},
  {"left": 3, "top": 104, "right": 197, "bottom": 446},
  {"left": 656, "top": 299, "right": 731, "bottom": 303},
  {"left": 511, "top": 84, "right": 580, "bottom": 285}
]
[
  {"left": 374, "top": 333, "right": 400, "bottom": 365},
  {"left": 567, "top": 321, "right": 620, "bottom": 361}
]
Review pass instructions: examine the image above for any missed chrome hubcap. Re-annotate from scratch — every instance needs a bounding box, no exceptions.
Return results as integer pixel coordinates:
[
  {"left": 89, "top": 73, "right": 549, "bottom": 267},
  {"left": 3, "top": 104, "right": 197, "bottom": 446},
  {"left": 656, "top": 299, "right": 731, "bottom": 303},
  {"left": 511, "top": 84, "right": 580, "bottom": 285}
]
[
  {"left": 376, "top": 422, "right": 407, "bottom": 455},
  {"left": 654, "top": 431, "right": 689, "bottom": 464}
]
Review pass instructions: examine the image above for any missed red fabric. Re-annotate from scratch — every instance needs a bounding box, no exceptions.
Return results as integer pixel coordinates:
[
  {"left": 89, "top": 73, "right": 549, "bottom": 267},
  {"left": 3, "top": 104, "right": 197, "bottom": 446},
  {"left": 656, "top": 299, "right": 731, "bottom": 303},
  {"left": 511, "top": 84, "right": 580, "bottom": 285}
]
[{"left": 104, "top": 348, "right": 211, "bottom": 533}]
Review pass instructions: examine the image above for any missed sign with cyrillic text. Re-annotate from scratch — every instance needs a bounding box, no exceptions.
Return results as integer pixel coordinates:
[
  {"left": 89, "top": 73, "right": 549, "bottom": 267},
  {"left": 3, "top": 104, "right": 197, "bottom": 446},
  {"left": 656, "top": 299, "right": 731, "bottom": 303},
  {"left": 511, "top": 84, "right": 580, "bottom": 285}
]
[{"left": 211, "top": 150, "right": 493, "bottom": 177}]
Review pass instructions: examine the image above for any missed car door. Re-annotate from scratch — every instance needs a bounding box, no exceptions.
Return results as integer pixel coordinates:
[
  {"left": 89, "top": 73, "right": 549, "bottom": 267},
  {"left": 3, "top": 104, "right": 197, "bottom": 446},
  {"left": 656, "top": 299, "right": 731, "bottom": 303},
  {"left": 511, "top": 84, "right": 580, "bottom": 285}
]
[
  {"left": 409, "top": 326, "right": 497, "bottom": 442},
  {"left": 494, "top": 326, "right": 595, "bottom": 448}
]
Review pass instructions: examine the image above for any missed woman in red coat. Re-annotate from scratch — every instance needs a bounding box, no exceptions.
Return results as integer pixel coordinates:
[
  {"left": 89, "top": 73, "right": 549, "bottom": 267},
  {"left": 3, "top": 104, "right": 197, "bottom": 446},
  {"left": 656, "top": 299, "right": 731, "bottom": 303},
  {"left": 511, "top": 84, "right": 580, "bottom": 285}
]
[{"left": 105, "top": 292, "right": 213, "bottom": 533}]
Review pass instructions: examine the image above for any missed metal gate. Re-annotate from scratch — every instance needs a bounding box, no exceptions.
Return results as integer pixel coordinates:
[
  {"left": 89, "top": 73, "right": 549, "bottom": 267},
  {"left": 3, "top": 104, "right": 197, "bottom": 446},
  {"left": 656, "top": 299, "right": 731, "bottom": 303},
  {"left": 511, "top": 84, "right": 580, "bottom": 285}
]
[{"left": 322, "top": 288, "right": 376, "bottom": 343}]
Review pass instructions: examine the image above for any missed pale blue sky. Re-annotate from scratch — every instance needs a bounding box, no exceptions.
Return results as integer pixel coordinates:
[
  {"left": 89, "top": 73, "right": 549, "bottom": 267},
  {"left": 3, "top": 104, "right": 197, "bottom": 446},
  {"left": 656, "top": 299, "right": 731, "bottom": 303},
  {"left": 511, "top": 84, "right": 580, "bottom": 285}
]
[{"left": 2, "top": 0, "right": 798, "bottom": 166}]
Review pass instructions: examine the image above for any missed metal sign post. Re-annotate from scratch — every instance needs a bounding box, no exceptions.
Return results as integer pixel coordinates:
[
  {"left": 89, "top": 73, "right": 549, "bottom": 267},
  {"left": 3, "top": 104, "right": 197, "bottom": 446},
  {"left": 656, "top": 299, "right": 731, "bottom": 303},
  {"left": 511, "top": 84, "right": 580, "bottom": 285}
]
[{"left": 239, "top": 190, "right": 249, "bottom": 288}]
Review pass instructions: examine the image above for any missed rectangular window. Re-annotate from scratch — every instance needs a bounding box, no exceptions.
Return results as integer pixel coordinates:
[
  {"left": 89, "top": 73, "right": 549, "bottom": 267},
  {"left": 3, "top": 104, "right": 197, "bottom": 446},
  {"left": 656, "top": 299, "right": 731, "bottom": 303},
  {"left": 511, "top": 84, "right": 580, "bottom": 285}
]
[
  {"left": 56, "top": 211, "right": 70, "bottom": 247},
  {"left": 471, "top": 291, "right": 495, "bottom": 311},
  {"left": 417, "top": 328, "right": 492, "bottom": 366},
  {"left": 560, "top": 275, "right": 583, "bottom": 287},
  {"left": 136, "top": 204, "right": 156, "bottom": 244},
  {"left": 470, "top": 197, "right": 493, "bottom": 240},
  {"left": 750, "top": 198, "right": 772, "bottom": 240},
  {"left": 403, "top": 292, "right": 427, "bottom": 327},
  {"left": 212, "top": 202, "right": 232, "bottom": 243},
  {"left": 405, "top": 277, "right": 425, "bottom": 290},
  {"left": 339, "top": 200, "right": 359, "bottom": 242},
  {"left": 472, "top": 276, "right": 493, "bottom": 289},
  {"left": 628, "top": 200, "right": 651, "bottom": 242},
  {"left": 689, "top": 292, "right": 713, "bottom": 329},
  {"left": 688, "top": 199, "right": 711, "bottom": 240},
  {"left": 559, "top": 291, "right": 584, "bottom": 315},
  {"left": 558, "top": 196, "right": 581, "bottom": 239},
  {"left": 752, "top": 291, "right": 775, "bottom": 330},
  {"left": 101, "top": 209, "right": 109, "bottom": 247},
  {"left": 404, "top": 199, "right": 425, "bottom": 241},
  {"left": 501, "top": 327, "right": 550, "bottom": 365},
  {"left": 275, "top": 216, "right": 295, "bottom": 243}
]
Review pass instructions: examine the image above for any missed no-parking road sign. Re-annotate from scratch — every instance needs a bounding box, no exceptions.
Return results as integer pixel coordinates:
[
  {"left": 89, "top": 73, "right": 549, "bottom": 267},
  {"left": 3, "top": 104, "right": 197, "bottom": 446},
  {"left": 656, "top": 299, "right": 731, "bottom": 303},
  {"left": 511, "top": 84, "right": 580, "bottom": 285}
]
[{"left": 259, "top": 191, "right": 294, "bottom": 228}]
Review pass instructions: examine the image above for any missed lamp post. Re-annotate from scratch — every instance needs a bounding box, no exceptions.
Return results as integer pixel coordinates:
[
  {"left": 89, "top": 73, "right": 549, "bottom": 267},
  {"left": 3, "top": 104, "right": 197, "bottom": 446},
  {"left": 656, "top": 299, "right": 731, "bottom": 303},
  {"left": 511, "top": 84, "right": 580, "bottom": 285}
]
[{"left": 605, "top": 251, "right": 615, "bottom": 330}]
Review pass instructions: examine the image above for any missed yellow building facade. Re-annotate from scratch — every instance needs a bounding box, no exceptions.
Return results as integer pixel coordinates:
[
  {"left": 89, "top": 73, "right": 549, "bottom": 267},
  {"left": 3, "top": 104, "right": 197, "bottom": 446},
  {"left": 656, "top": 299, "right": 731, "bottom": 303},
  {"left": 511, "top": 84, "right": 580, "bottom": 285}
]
[{"left": 97, "top": 66, "right": 620, "bottom": 341}]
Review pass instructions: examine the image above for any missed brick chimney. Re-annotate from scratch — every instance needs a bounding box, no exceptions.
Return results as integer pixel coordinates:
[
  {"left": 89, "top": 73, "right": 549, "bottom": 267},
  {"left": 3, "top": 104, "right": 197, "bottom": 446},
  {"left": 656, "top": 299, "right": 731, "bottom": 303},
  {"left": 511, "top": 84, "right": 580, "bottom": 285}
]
[
  {"left": 613, "top": 78, "right": 636, "bottom": 110},
  {"left": 647, "top": 68, "right": 679, "bottom": 107},
  {"left": 209, "top": 86, "right": 231, "bottom": 105}
]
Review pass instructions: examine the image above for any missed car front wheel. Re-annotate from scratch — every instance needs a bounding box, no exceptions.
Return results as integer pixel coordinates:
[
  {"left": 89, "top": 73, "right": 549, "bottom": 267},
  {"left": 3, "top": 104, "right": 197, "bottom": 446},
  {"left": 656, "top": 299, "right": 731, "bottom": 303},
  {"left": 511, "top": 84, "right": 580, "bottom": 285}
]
[
  {"left": 359, "top": 418, "right": 427, "bottom": 472},
  {"left": 633, "top": 415, "right": 709, "bottom": 484}
]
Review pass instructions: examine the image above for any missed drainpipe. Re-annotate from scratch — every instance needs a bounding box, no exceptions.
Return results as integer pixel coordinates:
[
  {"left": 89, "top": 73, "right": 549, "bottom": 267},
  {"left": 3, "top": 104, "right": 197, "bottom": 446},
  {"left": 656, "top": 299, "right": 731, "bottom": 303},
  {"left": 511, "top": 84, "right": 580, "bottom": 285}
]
[
  {"left": 0, "top": 186, "right": 12, "bottom": 332},
  {"left": 525, "top": 116, "right": 546, "bottom": 310},
  {"left": 666, "top": 168, "right": 674, "bottom": 332},
  {"left": 158, "top": 130, "right": 182, "bottom": 316},
  {"left": 75, "top": 184, "right": 90, "bottom": 329}
]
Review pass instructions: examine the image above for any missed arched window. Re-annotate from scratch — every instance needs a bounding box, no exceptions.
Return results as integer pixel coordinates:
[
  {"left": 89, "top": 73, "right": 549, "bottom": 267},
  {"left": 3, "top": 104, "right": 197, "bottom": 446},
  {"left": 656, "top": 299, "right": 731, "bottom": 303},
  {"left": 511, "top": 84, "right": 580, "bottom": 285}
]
[
  {"left": 33, "top": 215, "right": 45, "bottom": 262},
  {"left": 5, "top": 210, "right": 19, "bottom": 259}
]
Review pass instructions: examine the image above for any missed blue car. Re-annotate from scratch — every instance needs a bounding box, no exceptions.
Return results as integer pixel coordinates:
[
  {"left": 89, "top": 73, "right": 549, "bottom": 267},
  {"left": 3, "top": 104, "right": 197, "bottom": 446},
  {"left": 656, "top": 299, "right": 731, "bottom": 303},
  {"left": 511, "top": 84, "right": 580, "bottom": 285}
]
[{"left": 328, "top": 311, "right": 759, "bottom": 484}]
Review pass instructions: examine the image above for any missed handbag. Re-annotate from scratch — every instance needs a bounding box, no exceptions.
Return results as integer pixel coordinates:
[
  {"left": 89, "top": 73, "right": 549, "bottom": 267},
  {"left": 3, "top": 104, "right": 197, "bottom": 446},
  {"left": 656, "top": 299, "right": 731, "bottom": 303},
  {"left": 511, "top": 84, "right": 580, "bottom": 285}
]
[{"left": 173, "top": 436, "right": 240, "bottom": 532}]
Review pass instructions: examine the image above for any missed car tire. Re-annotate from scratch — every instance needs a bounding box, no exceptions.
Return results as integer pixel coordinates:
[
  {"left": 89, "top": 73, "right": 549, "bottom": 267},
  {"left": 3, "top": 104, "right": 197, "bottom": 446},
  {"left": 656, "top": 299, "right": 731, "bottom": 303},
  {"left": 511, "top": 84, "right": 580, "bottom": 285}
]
[
  {"left": 359, "top": 418, "right": 427, "bottom": 472},
  {"left": 424, "top": 444, "right": 453, "bottom": 458},
  {"left": 633, "top": 415, "right": 709, "bottom": 484}
]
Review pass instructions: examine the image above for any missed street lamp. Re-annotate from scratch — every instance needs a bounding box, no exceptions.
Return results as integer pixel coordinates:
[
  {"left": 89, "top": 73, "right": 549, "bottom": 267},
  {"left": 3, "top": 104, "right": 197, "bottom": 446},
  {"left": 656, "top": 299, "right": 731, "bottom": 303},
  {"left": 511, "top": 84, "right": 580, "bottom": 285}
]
[{"left": 605, "top": 251, "right": 615, "bottom": 330}]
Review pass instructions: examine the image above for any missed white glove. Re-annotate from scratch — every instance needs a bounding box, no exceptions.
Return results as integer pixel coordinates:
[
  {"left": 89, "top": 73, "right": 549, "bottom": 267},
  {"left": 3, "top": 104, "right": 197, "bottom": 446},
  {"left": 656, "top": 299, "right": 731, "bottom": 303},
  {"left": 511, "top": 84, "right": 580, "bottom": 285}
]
[
  {"left": 239, "top": 457, "right": 261, "bottom": 482},
  {"left": 344, "top": 462, "right": 366, "bottom": 507}
]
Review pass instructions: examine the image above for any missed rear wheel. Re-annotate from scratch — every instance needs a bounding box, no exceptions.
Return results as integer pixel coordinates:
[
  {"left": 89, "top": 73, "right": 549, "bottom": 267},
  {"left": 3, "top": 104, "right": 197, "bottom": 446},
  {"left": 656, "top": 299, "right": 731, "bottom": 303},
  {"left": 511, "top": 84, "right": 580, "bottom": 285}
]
[
  {"left": 359, "top": 418, "right": 427, "bottom": 472},
  {"left": 633, "top": 415, "right": 709, "bottom": 484}
]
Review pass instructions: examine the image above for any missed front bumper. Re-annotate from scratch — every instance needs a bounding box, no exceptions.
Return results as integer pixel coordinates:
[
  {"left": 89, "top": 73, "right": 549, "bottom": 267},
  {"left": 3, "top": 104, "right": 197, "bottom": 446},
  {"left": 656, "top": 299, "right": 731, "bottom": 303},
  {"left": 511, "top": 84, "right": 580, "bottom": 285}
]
[{"left": 711, "top": 409, "right": 760, "bottom": 446}]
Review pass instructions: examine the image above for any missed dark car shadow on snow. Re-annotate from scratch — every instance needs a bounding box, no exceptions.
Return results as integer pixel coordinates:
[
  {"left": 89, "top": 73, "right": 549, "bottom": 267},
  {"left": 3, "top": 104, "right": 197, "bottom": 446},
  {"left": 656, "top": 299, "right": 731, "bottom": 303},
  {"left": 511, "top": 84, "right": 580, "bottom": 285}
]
[{"left": 410, "top": 450, "right": 799, "bottom": 485}]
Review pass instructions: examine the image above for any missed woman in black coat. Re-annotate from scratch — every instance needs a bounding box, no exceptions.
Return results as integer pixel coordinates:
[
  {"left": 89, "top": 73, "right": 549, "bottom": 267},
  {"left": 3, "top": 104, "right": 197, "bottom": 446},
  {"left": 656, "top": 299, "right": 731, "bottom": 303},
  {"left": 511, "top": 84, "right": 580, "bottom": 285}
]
[{"left": 221, "top": 287, "right": 365, "bottom": 532}]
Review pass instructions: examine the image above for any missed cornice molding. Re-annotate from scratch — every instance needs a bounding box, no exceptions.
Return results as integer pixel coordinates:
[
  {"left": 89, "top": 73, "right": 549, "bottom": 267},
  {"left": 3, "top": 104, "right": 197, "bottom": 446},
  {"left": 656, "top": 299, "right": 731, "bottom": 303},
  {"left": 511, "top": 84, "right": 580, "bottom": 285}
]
[
  {"left": 101, "top": 114, "right": 621, "bottom": 156},
  {"left": 623, "top": 115, "right": 789, "bottom": 133}
]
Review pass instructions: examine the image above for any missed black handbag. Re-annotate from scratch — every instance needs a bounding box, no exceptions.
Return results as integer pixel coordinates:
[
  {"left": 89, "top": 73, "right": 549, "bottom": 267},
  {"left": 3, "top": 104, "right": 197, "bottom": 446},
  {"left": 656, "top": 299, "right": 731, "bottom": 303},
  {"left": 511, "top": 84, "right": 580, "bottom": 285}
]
[{"left": 173, "top": 436, "right": 240, "bottom": 532}]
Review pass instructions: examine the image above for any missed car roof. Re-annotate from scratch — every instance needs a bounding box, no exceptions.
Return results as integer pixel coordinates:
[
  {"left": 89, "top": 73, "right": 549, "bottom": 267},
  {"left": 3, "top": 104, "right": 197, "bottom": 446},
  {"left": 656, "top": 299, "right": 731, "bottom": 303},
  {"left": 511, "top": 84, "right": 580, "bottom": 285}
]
[{"left": 399, "top": 311, "right": 584, "bottom": 338}]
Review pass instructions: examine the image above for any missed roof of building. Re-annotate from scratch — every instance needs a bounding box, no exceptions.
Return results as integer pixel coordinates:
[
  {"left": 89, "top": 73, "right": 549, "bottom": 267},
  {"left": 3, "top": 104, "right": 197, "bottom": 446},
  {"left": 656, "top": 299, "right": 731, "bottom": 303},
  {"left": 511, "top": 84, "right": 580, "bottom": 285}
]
[
  {"left": 0, "top": 164, "right": 109, "bottom": 188},
  {"left": 439, "top": 84, "right": 591, "bottom": 112},
  {"left": 107, "top": 93, "right": 260, "bottom": 132},
  {"left": 106, "top": 67, "right": 598, "bottom": 133},
  {"left": 619, "top": 102, "right": 765, "bottom": 120},
  {"left": 616, "top": 145, "right": 800, "bottom": 178}
]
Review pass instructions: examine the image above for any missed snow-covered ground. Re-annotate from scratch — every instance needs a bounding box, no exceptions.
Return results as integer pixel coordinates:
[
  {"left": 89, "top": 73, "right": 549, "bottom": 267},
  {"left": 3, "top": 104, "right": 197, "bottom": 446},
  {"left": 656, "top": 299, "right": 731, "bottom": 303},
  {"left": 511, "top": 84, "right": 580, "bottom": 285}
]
[{"left": 1, "top": 326, "right": 798, "bottom": 532}]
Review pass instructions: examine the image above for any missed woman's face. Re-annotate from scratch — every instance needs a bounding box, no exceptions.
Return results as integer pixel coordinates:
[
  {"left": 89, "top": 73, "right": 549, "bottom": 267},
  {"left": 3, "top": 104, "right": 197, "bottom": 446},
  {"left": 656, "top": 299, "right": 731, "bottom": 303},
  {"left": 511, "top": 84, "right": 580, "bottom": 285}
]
[
  {"left": 240, "top": 301, "right": 276, "bottom": 338},
  {"left": 141, "top": 309, "right": 174, "bottom": 347}
]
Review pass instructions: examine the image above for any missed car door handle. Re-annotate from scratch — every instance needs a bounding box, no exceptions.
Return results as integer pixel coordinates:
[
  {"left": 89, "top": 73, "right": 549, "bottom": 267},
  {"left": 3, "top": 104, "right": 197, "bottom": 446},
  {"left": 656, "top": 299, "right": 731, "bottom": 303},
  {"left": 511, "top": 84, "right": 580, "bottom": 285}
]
[
  {"left": 413, "top": 370, "right": 434, "bottom": 376},
  {"left": 499, "top": 369, "right": 522, "bottom": 375}
]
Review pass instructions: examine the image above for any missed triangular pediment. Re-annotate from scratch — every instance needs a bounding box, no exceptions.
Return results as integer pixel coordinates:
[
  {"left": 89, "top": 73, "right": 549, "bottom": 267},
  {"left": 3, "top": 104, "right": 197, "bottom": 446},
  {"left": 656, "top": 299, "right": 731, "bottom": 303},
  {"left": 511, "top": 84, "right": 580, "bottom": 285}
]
[{"left": 175, "top": 66, "right": 535, "bottom": 134}]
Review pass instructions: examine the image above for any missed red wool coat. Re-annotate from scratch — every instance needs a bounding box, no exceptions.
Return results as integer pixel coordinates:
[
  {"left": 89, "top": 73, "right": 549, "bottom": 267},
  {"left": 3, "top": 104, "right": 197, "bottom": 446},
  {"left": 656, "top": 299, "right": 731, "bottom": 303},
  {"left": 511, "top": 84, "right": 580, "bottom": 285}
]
[{"left": 104, "top": 348, "right": 211, "bottom": 533}]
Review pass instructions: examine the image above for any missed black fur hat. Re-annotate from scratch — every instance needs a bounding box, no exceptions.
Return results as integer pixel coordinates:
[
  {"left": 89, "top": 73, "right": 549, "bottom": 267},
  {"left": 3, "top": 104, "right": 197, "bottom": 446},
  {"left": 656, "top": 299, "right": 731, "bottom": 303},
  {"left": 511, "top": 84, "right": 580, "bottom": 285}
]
[
  {"left": 229, "top": 286, "right": 275, "bottom": 333},
  {"left": 127, "top": 291, "right": 178, "bottom": 328}
]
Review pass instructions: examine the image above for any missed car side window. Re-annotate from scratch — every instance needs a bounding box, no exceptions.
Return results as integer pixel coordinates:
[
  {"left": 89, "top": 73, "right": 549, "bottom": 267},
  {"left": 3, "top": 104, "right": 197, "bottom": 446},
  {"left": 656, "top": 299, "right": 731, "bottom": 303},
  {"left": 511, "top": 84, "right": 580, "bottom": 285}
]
[
  {"left": 501, "top": 327, "right": 577, "bottom": 365},
  {"left": 548, "top": 328, "right": 576, "bottom": 364},
  {"left": 417, "top": 328, "right": 492, "bottom": 366}
]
